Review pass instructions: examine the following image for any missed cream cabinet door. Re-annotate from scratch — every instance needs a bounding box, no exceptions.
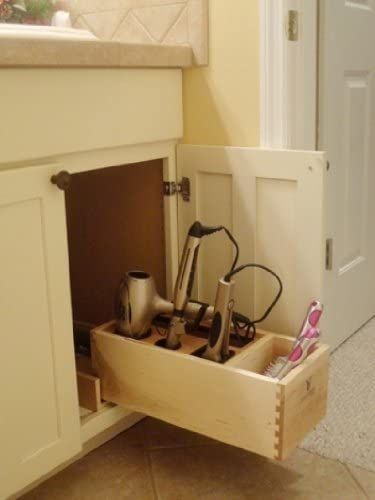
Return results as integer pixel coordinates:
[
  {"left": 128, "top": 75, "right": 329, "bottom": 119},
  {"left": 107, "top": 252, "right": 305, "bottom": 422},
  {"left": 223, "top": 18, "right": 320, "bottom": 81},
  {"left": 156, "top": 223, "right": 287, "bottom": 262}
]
[
  {"left": 177, "top": 146, "right": 326, "bottom": 337},
  {"left": 0, "top": 165, "right": 80, "bottom": 499}
]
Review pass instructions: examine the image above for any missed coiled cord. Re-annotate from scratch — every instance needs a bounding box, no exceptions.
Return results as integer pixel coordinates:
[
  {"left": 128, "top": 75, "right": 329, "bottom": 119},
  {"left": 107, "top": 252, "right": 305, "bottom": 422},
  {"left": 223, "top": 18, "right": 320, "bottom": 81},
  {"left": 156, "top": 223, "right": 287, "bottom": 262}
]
[{"left": 225, "top": 263, "right": 283, "bottom": 343}]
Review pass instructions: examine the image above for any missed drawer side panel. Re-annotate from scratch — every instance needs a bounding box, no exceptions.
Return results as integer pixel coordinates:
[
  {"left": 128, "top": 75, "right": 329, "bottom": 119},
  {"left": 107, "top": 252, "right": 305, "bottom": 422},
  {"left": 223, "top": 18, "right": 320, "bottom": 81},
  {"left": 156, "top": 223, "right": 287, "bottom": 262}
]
[{"left": 277, "top": 345, "right": 329, "bottom": 460}]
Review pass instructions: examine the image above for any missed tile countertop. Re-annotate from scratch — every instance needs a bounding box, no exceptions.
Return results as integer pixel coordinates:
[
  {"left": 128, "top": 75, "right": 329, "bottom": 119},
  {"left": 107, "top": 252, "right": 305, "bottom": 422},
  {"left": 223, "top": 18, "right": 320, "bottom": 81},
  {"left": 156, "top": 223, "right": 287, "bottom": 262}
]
[{"left": 0, "top": 38, "right": 193, "bottom": 68}]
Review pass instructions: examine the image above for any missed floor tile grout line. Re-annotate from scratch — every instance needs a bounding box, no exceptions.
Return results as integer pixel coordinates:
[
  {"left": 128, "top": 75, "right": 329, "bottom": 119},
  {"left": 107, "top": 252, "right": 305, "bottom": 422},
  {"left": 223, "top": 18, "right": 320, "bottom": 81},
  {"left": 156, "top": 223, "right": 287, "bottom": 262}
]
[
  {"left": 300, "top": 445, "right": 373, "bottom": 499},
  {"left": 300, "top": 445, "right": 373, "bottom": 498},
  {"left": 145, "top": 448, "right": 161, "bottom": 500},
  {"left": 145, "top": 442, "right": 219, "bottom": 452},
  {"left": 138, "top": 420, "right": 374, "bottom": 498},
  {"left": 344, "top": 463, "right": 370, "bottom": 499}
]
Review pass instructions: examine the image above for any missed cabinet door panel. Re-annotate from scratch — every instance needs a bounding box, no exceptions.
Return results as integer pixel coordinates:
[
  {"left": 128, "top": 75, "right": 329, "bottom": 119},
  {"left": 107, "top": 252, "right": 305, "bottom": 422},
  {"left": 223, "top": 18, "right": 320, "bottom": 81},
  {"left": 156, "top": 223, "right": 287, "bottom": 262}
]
[
  {"left": 0, "top": 165, "right": 80, "bottom": 498},
  {"left": 177, "top": 146, "right": 326, "bottom": 336}
]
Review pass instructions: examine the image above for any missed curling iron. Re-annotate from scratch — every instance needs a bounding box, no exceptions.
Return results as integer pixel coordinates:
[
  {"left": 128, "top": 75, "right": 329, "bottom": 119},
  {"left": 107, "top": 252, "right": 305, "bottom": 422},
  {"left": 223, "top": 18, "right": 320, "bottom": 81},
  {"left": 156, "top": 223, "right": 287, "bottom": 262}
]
[
  {"left": 165, "top": 221, "right": 238, "bottom": 349},
  {"left": 203, "top": 263, "right": 283, "bottom": 363},
  {"left": 202, "top": 277, "right": 235, "bottom": 363}
]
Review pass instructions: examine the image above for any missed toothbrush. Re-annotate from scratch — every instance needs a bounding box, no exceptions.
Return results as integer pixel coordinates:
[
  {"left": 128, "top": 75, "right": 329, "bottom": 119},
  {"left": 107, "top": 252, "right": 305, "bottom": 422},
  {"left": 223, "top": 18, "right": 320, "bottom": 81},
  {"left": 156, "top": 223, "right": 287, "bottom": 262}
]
[
  {"left": 273, "top": 327, "right": 320, "bottom": 380},
  {"left": 263, "top": 300, "right": 323, "bottom": 378}
]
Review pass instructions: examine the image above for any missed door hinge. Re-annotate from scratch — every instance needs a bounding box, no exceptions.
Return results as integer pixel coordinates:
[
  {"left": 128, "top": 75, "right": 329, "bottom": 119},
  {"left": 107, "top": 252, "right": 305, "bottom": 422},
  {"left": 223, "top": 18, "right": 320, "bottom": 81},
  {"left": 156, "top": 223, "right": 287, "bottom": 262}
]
[
  {"left": 286, "top": 10, "right": 298, "bottom": 41},
  {"left": 325, "top": 238, "right": 333, "bottom": 270},
  {"left": 163, "top": 177, "right": 190, "bottom": 202}
]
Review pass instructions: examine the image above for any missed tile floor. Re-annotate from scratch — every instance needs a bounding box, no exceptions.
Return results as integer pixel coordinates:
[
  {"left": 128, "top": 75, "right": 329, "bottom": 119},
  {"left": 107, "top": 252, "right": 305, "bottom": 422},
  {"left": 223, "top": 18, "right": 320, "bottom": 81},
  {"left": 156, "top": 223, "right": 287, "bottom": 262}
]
[{"left": 21, "top": 417, "right": 374, "bottom": 500}]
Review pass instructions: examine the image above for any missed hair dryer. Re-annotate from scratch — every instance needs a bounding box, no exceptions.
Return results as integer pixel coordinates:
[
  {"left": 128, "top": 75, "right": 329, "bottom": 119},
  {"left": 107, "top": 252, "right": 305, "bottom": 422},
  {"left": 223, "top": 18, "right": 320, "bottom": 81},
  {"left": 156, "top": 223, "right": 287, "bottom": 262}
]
[{"left": 115, "top": 270, "right": 215, "bottom": 339}]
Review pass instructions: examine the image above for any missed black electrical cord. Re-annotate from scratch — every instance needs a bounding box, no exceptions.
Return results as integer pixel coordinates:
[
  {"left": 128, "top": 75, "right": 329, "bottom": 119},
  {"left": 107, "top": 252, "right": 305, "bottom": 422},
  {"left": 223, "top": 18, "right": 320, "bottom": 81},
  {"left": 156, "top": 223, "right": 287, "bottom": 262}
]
[
  {"left": 185, "top": 224, "right": 282, "bottom": 344},
  {"left": 190, "top": 222, "right": 239, "bottom": 272},
  {"left": 222, "top": 226, "right": 239, "bottom": 272},
  {"left": 225, "top": 263, "right": 283, "bottom": 343}
]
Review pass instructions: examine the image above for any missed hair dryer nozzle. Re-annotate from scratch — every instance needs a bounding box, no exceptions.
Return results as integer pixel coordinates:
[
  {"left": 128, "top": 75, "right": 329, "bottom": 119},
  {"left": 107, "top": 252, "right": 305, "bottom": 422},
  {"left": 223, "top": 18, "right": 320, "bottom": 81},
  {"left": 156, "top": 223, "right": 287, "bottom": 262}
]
[
  {"left": 115, "top": 270, "right": 215, "bottom": 340},
  {"left": 115, "top": 271, "right": 172, "bottom": 339}
]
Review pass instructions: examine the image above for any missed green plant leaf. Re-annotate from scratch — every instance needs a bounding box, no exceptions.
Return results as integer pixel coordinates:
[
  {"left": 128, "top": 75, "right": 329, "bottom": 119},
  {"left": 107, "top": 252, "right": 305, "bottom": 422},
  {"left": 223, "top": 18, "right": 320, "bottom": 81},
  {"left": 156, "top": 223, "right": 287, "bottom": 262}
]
[
  {"left": 24, "top": 0, "right": 54, "bottom": 20},
  {"left": 13, "top": 1, "right": 27, "bottom": 13}
]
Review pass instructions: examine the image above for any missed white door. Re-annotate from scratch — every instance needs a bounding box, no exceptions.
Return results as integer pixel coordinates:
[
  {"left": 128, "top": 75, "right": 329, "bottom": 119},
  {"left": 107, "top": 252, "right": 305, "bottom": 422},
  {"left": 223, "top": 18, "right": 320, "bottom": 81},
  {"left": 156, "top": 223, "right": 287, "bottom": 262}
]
[
  {"left": 177, "top": 146, "right": 326, "bottom": 337},
  {"left": 319, "top": 0, "right": 375, "bottom": 348},
  {"left": 0, "top": 165, "right": 81, "bottom": 498}
]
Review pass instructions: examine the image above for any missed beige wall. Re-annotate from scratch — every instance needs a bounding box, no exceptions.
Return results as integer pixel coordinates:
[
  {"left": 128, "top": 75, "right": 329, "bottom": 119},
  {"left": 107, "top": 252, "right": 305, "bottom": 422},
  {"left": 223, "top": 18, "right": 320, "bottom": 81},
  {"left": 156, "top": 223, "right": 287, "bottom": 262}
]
[{"left": 182, "top": 0, "right": 259, "bottom": 146}]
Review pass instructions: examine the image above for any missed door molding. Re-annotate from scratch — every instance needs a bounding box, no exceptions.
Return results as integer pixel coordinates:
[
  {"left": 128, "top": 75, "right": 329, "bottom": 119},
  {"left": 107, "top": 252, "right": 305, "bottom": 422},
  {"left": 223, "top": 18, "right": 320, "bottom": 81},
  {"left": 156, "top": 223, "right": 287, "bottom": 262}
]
[{"left": 259, "top": 0, "right": 318, "bottom": 150}]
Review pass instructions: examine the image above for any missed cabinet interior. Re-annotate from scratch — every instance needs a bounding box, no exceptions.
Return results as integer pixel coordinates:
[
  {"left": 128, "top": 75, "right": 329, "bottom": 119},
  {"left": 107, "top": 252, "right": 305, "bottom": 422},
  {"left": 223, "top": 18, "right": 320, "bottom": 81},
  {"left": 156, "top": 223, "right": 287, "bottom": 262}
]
[
  {"left": 62, "top": 158, "right": 328, "bottom": 461},
  {"left": 64, "top": 162, "right": 297, "bottom": 411},
  {"left": 64, "top": 160, "right": 167, "bottom": 412}
]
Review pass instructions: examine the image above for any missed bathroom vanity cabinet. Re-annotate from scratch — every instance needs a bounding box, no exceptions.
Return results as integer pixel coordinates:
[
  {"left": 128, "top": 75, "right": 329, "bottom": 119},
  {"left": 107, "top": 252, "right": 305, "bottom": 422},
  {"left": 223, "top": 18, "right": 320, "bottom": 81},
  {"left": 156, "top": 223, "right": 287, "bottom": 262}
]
[{"left": 0, "top": 68, "right": 328, "bottom": 499}]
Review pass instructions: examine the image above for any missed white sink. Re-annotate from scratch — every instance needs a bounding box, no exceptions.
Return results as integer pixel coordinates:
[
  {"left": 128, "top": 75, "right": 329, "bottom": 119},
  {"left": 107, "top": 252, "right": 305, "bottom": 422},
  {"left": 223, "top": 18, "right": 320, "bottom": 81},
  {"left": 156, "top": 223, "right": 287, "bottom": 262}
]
[{"left": 0, "top": 24, "right": 97, "bottom": 41}]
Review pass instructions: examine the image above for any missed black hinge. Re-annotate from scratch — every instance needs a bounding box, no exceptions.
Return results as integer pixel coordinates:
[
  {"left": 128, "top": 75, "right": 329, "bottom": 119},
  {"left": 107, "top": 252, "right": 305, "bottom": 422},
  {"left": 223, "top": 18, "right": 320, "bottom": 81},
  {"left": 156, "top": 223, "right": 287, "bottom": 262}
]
[
  {"left": 163, "top": 177, "right": 190, "bottom": 202},
  {"left": 163, "top": 181, "right": 177, "bottom": 196}
]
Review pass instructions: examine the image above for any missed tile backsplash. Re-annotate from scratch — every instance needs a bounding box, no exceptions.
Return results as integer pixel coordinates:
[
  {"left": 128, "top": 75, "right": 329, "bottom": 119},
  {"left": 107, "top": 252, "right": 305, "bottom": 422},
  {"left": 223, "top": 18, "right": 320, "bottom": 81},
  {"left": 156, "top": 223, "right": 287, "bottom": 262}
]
[{"left": 61, "top": 0, "right": 208, "bottom": 65}]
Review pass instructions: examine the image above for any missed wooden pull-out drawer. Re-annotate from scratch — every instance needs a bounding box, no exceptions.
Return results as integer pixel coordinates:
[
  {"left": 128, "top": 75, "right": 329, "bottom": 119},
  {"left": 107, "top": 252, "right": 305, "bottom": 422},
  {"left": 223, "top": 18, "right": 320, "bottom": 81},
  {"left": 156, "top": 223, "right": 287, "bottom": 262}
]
[{"left": 91, "top": 321, "right": 329, "bottom": 460}]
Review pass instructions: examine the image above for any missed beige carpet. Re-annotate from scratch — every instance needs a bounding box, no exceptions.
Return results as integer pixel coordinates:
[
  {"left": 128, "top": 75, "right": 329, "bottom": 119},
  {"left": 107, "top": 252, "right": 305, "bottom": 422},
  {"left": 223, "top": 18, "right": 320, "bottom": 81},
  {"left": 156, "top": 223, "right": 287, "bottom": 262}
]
[{"left": 302, "top": 317, "right": 375, "bottom": 472}]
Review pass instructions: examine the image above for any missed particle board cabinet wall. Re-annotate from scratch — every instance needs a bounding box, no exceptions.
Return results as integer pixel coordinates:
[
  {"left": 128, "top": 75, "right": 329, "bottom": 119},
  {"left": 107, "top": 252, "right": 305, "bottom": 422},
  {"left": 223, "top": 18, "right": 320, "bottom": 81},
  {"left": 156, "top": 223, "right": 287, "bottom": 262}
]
[{"left": 65, "top": 160, "right": 167, "bottom": 327}]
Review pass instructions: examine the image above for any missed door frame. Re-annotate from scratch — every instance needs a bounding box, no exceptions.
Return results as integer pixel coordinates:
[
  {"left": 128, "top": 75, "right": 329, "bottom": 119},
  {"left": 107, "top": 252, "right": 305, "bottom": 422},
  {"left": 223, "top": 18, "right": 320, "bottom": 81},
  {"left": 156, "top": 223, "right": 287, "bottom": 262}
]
[{"left": 259, "top": 0, "right": 318, "bottom": 151}]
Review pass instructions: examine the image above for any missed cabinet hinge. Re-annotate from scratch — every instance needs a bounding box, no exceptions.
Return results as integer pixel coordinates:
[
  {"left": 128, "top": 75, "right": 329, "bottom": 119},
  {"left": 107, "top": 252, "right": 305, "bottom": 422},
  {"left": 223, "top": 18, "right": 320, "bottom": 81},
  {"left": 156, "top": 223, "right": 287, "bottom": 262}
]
[
  {"left": 325, "top": 238, "right": 333, "bottom": 270},
  {"left": 286, "top": 10, "right": 298, "bottom": 41},
  {"left": 163, "top": 177, "right": 190, "bottom": 202}
]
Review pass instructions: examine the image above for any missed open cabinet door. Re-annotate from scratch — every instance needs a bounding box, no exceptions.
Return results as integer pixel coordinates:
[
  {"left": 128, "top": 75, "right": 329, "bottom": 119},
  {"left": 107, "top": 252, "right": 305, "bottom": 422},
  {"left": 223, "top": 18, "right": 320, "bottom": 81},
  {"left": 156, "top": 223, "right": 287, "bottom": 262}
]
[{"left": 177, "top": 146, "right": 326, "bottom": 337}]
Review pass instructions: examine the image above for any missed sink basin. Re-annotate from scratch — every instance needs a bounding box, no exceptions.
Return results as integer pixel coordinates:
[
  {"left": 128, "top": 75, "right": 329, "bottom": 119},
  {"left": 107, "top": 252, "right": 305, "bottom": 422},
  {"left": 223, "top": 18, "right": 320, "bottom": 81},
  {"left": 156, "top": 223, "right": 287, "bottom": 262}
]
[{"left": 0, "top": 24, "right": 97, "bottom": 41}]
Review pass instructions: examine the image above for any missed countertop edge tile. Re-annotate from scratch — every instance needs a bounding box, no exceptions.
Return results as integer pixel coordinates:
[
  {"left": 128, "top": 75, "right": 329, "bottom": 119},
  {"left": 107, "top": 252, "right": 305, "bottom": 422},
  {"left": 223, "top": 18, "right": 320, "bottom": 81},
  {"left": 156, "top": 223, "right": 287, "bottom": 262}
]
[{"left": 0, "top": 38, "right": 193, "bottom": 68}]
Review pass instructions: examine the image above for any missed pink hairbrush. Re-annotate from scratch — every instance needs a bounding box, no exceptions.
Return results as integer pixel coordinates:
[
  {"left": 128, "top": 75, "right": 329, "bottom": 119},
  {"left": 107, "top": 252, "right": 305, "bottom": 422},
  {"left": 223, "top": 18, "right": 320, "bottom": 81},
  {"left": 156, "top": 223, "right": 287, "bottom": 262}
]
[
  {"left": 273, "top": 327, "right": 320, "bottom": 380},
  {"left": 263, "top": 300, "right": 323, "bottom": 379},
  {"left": 293, "top": 300, "right": 323, "bottom": 346}
]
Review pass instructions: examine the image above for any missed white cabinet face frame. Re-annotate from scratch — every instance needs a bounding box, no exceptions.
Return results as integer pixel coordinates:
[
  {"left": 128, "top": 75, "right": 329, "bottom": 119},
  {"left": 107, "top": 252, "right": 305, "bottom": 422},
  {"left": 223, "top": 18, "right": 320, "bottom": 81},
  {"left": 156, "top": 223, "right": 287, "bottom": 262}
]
[
  {"left": 0, "top": 69, "right": 183, "bottom": 164},
  {"left": 0, "top": 163, "right": 81, "bottom": 499}
]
